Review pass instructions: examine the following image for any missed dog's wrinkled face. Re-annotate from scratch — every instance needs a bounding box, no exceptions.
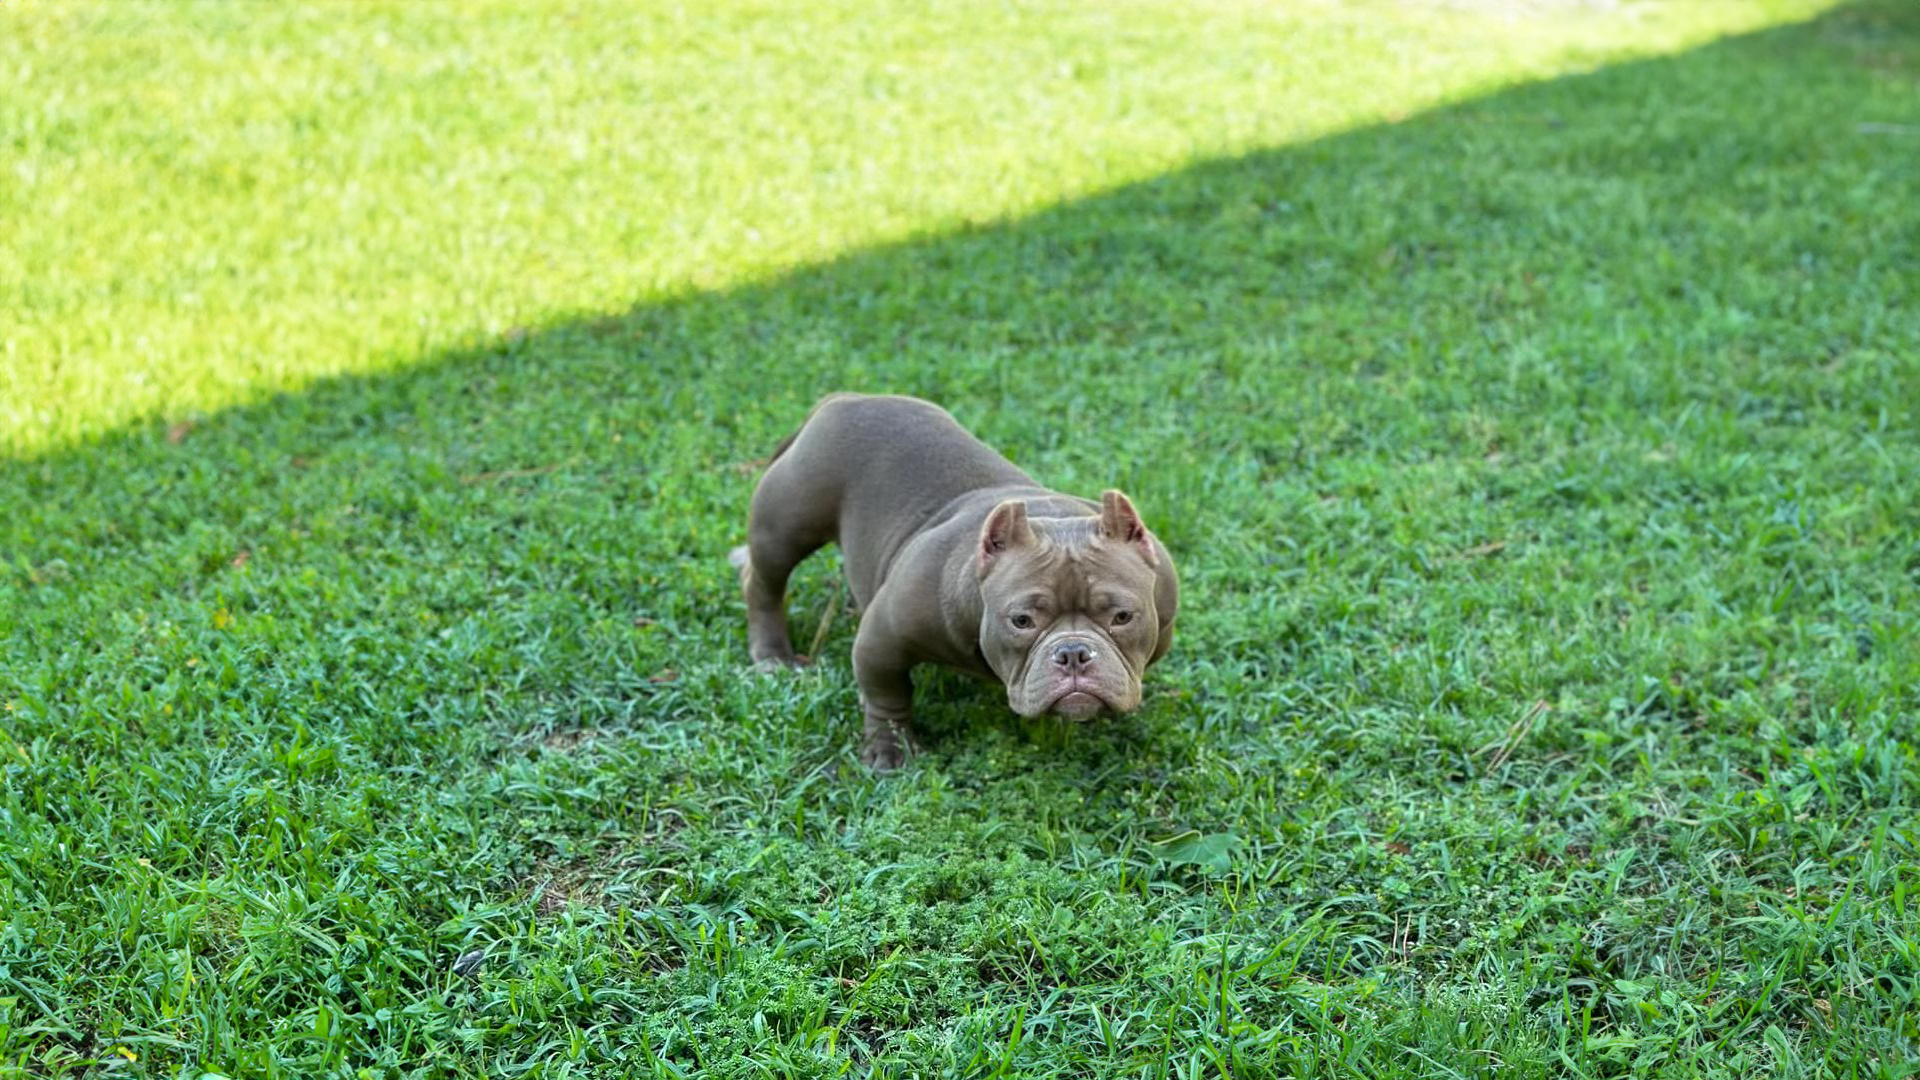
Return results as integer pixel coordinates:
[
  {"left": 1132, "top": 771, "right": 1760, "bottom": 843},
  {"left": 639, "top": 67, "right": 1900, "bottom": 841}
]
[{"left": 976, "top": 491, "right": 1166, "bottom": 720}]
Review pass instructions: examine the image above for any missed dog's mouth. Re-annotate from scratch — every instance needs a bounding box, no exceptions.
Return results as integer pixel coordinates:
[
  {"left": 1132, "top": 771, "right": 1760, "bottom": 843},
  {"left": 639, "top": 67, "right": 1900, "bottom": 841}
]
[
  {"left": 1007, "top": 647, "right": 1138, "bottom": 720},
  {"left": 1046, "top": 685, "right": 1110, "bottom": 721}
]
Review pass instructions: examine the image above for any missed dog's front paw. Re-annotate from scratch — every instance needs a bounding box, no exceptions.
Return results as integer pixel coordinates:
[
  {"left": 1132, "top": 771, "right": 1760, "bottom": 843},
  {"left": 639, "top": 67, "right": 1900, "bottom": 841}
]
[
  {"left": 859, "top": 714, "right": 920, "bottom": 773},
  {"left": 751, "top": 651, "right": 811, "bottom": 673}
]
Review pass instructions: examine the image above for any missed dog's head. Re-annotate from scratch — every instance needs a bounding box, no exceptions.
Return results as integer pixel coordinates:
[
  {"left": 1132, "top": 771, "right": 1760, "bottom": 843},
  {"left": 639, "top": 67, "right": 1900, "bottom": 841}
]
[{"left": 974, "top": 491, "right": 1177, "bottom": 720}]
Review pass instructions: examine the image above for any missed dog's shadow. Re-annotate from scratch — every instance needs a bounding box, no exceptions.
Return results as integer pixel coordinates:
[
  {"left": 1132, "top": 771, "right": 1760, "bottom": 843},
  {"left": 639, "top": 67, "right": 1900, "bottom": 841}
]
[{"left": 908, "top": 666, "right": 1158, "bottom": 774}]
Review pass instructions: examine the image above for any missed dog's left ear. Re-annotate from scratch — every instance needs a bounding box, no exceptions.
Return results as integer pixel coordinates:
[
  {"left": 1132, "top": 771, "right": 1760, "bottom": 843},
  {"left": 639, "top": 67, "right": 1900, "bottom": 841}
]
[{"left": 1099, "top": 490, "right": 1157, "bottom": 568}]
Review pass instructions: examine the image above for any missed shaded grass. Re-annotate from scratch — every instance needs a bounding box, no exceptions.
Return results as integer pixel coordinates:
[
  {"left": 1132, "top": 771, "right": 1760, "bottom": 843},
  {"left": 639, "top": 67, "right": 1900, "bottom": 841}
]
[{"left": 4, "top": 0, "right": 1920, "bottom": 1077}]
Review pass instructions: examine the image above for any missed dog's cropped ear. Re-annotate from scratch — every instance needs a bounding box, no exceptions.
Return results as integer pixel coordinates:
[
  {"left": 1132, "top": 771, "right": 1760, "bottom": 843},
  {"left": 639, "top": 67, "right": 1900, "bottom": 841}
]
[
  {"left": 978, "top": 499, "right": 1036, "bottom": 577},
  {"left": 1099, "top": 490, "right": 1157, "bottom": 568}
]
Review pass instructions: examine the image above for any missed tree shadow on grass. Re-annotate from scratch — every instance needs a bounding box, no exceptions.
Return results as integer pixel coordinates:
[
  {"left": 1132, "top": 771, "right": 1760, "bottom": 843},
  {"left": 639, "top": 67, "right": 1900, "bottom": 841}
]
[
  {"left": 5, "top": 0, "right": 1914, "bottom": 766},
  {"left": 0, "top": 2, "right": 1913, "bottom": 756}
]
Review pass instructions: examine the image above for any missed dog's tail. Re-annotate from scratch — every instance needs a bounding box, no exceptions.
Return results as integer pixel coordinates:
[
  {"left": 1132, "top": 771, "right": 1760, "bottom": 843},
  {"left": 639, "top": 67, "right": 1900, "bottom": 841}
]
[
  {"left": 766, "top": 392, "right": 857, "bottom": 465},
  {"left": 765, "top": 428, "right": 800, "bottom": 465},
  {"left": 733, "top": 394, "right": 858, "bottom": 575}
]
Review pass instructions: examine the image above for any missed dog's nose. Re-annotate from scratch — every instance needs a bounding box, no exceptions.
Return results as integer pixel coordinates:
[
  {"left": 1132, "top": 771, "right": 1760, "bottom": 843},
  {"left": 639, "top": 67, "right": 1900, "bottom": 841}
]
[{"left": 1051, "top": 641, "right": 1095, "bottom": 673}]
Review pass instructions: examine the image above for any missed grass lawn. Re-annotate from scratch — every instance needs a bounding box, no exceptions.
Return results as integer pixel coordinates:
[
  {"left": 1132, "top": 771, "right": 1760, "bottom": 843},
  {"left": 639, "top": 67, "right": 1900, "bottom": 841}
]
[{"left": 3, "top": 0, "right": 1918, "bottom": 1075}]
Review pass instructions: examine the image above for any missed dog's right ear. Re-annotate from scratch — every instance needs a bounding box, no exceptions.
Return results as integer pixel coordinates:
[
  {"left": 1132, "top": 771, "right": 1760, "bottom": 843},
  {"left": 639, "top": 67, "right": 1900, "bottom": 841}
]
[{"left": 978, "top": 499, "right": 1035, "bottom": 578}]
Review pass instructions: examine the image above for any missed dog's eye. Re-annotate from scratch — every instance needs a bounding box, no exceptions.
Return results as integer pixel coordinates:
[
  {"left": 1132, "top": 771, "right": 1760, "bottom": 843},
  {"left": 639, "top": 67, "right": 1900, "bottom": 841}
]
[
  {"left": 1112, "top": 610, "right": 1134, "bottom": 627},
  {"left": 1010, "top": 613, "right": 1035, "bottom": 630}
]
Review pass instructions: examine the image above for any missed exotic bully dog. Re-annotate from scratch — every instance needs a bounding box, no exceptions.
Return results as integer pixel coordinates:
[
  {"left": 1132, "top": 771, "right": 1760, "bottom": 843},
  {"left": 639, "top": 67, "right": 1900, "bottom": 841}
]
[{"left": 730, "top": 394, "right": 1179, "bottom": 770}]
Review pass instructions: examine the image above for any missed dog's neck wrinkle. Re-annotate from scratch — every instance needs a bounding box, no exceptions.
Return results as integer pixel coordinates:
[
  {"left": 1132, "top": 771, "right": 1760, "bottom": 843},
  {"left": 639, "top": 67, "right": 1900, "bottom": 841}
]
[
  {"left": 873, "top": 484, "right": 1029, "bottom": 597},
  {"left": 936, "top": 519, "right": 996, "bottom": 672}
]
